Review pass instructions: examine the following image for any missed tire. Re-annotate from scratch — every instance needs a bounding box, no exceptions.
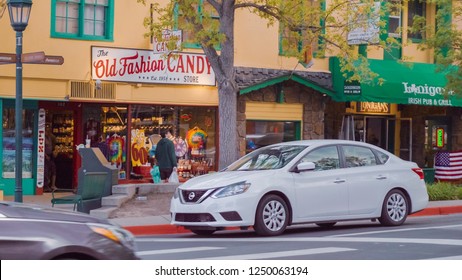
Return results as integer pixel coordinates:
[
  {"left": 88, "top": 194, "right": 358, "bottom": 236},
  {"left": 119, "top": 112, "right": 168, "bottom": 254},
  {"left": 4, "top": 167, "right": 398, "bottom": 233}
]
[
  {"left": 316, "top": 222, "right": 337, "bottom": 228},
  {"left": 190, "top": 229, "right": 216, "bottom": 236},
  {"left": 254, "top": 194, "right": 289, "bottom": 236},
  {"left": 379, "top": 189, "right": 408, "bottom": 226}
]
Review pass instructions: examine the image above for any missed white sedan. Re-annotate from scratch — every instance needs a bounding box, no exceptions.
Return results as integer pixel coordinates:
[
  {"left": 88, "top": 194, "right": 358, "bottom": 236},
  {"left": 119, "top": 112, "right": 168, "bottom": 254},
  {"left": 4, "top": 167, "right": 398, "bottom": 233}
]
[{"left": 170, "top": 140, "right": 429, "bottom": 236}]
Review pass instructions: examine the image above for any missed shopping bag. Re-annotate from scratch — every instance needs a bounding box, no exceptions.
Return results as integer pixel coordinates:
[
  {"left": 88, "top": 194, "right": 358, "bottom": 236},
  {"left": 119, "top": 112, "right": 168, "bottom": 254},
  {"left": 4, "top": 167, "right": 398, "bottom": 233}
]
[
  {"left": 169, "top": 167, "right": 179, "bottom": 183},
  {"left": 150, "top": 165, "right": 161, "bottom": 184}
]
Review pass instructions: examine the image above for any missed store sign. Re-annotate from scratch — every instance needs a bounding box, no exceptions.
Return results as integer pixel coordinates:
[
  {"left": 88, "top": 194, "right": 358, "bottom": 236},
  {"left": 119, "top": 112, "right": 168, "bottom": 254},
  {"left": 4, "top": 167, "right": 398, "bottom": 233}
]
[
  {"left": 330, "top": 57, "right": 462, "bottom": 107},
  {"left": 36, "top": 109, "right": 46, "bottom": 190},
  {"left": 357, "top": 102, "right": 390, "bottom": 114},
  {"left": 91, "top": 46, "right": 216, "bottom": 86},
  {"left": 403, "top": 82, "right": 454, "bottom": 106},
  {"left": 435, "top": 128, "right": 445, "bottom": 148},
  {"left": 344, "top": 80, "right": 361, "bottom": 95},
  {"left": 153, "top": 30, "right": 182, "bottom": 54}
]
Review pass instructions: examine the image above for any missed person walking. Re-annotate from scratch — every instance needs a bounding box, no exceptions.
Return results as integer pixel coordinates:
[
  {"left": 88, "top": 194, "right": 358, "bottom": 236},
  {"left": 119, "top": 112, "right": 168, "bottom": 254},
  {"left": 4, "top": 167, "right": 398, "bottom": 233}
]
[{"left": 155, "top": 129, "right": 177, "bottom": 182}]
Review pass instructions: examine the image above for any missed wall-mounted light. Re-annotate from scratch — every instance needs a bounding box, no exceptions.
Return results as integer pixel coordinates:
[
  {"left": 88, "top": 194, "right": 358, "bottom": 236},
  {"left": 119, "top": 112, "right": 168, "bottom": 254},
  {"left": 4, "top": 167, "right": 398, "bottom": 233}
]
[{"left": 95, "top": 79, "right": 102, "bottom": 90}]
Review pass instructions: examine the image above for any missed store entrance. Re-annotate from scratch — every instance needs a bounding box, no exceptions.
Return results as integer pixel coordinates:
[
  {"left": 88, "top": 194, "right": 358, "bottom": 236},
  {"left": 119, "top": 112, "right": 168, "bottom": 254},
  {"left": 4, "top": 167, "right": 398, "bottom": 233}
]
[
  {"left": 46, "top": 110, "right": 75, "bottom": 190},
  {"left": 341, "top": 115, "right": 413, "bottom": 161}
]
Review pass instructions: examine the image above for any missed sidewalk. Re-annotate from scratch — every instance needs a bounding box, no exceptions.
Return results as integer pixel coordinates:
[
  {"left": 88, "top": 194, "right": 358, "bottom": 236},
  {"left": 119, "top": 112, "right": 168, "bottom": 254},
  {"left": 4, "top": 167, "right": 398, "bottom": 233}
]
[{"left": 3, "top": 192, "right": 462, "bottom": 236}]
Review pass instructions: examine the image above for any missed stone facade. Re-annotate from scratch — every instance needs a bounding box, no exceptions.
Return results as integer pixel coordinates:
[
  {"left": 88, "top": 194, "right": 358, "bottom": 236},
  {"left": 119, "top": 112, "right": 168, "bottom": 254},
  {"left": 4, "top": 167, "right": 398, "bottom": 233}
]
[{"left": 237, "top": 80, "right": 329, "bottom": 156}]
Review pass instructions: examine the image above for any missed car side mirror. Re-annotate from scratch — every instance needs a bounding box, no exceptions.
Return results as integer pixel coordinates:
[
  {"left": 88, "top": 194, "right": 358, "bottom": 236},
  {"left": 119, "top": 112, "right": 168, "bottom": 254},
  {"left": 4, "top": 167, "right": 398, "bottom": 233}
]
[{"left": 295, "top": 162, "right": 316, "bottom": 173}]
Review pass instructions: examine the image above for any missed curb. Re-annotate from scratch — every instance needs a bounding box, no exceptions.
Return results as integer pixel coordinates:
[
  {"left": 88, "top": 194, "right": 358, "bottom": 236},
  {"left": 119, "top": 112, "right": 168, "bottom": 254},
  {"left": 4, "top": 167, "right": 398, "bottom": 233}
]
[
  {"left": 124, "top": 206, "right": 462, "bottom": 236},
  {"left": 409, "top": 205, "right": 462, "bottom": 217}
]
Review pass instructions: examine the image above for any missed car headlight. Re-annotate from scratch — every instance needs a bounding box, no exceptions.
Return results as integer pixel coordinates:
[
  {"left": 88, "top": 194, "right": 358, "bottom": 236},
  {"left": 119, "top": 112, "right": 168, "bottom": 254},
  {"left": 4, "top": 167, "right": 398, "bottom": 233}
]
[
  {"left": 173, "top": 188, "right": 180, "bottom": 199},
  {"left": 211, "top": 181, "right": 251, "bottom": 198},
  {"left": 88, "top": 223, "right": 136, "bottom": 251}
]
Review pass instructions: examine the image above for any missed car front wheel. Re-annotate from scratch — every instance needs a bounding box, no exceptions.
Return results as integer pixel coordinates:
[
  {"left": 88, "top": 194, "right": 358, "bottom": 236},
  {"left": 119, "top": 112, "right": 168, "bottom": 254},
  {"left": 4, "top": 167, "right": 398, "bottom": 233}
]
[
  {"left": 379, "top": 189, "right": 408, "bottom": 226},
  {"left": 254, "top": 194, "right": 289, "bottom": 236}
]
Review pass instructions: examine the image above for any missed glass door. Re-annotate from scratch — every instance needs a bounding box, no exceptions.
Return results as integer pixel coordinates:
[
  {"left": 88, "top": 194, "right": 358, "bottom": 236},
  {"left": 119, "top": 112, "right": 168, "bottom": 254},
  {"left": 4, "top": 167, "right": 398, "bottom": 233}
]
[{"left": 386, "top": 118, "right": 412, "bottom": 161}]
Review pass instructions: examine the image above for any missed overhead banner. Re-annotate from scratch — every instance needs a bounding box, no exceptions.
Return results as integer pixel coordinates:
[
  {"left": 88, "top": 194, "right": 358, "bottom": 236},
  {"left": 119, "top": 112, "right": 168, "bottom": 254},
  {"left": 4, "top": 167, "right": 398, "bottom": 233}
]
[
  {"left": 91, "top": 46, "right": 216, "bottom": 86},
  {"left": 330, "top": 57, "right": 462, "bottom": 107},
  {"left": 347, "top": 2, "right": 381, "bottom": 45}
]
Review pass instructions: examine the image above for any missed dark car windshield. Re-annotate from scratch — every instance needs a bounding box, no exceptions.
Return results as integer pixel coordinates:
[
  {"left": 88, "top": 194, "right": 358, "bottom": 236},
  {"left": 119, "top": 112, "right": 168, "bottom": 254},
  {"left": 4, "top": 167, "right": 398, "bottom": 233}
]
[{"left": 226, "top": 145, "right": 307, "bottom": 171}]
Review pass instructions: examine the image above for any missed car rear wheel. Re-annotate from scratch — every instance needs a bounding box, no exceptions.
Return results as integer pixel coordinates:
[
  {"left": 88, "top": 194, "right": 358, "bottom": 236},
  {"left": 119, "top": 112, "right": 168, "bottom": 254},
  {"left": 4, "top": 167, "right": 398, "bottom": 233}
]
[
  {"left": 254, "top": 194, "right": 289, "bottom": 236},
  {"left": 379, "top": 189, "right": 408, "bottom": 226},
  {"left": 190, "top": 229, "right": 216, "bottom": 236}
]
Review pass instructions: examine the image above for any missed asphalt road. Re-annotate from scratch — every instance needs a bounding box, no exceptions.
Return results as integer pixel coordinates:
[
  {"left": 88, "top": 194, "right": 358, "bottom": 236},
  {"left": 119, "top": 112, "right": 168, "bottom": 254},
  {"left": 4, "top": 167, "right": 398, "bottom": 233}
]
[{"left": 135, "top": 214, "right": 462, "bottom": 260}]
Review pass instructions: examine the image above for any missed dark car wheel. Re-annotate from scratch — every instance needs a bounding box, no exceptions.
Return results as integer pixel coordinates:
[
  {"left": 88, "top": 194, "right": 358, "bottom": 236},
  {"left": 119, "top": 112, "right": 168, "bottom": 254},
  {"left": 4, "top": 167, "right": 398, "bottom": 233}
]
[
  {"left": 379, "top": 189, "right": 408, "bottom": 226},
  {"left": 254, "top": 194, "right": 289, "bottom": 236},
  {"left": 190, "top": 229, "right": 216, "bottom": 236}
]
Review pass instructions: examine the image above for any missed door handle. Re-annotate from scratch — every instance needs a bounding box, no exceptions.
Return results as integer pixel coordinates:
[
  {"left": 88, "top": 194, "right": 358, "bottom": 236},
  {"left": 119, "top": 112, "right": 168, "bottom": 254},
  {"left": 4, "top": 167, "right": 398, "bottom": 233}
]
[
  {"left": 376, "top": 175, "right": 387, "bottom": 180},
  {"left": 334, "top": 179, "right": 346, "bottom": 183}
]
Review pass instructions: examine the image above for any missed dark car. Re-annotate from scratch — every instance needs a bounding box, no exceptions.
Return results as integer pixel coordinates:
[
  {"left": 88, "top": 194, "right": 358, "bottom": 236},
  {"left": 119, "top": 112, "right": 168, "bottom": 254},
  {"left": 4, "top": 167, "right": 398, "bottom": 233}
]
[{"left": 0, "top": 201, "right": 138, "bottom": 260}]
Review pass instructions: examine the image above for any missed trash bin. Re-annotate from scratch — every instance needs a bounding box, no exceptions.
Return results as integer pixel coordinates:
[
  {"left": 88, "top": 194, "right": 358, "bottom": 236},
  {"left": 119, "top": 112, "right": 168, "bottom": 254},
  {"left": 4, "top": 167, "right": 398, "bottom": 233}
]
[{"left": 422, "top": 168, "right": 435, "bottom": 184}]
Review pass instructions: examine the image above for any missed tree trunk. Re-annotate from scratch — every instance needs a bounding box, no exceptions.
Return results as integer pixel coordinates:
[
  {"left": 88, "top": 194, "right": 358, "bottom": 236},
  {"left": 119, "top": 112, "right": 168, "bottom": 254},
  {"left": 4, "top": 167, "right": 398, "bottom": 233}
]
[{"left": 218, "top": 81, "right": 238, "bottom": 169}]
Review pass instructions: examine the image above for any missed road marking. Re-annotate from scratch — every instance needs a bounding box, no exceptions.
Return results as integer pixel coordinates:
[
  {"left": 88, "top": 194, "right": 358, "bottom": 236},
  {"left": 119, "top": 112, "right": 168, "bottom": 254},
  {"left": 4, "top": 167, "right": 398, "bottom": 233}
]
[
  {"left": 136, "top": 246, "right": 224, "bottom": 256},
  {"left": 194, "top": 247, "right": 356, "bottom": 260},
  {"left": 137, "top": 236, "right": 462, "bottom": 246},
  {"left": 328, "top": 224, "right": 462, "bottom": 237}
]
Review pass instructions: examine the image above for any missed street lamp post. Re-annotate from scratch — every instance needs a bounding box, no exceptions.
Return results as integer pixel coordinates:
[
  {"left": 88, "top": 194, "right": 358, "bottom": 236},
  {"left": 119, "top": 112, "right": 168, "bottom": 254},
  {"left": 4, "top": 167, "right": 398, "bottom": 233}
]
[{"left": 7, "top": 0, "right": 33, "bottom": 203}]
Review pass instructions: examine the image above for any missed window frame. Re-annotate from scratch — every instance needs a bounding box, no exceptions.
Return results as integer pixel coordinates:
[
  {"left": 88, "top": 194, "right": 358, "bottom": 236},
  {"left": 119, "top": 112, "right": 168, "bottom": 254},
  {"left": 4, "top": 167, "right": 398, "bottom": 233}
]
[
  {"left": 174, "top": 0, "right": 220, "bottom": 49},
  {"left": 51, "top": 0, "right": 114, "bottom": 41},
  {"left": 340, "top": 145, "right": 379, "bottom": 168},
  {"left": 278, "top": 0, "right": 325, "bottom": 59},
  {"left": 299, "top": 145, "right": 341, "bottom": 172},
  {"left": 407, "top": 0, "right": 426, "bottom": 42},
  {"left": 387, "top": 0, "right": 402, "bottom": 38}
]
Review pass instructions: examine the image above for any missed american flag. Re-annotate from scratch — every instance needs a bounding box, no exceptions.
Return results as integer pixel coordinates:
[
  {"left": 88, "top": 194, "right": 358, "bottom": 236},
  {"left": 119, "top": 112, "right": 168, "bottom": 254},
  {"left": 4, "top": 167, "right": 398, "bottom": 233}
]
[{"left": 434, "top": 151, "right": 462, "bottom": 181}]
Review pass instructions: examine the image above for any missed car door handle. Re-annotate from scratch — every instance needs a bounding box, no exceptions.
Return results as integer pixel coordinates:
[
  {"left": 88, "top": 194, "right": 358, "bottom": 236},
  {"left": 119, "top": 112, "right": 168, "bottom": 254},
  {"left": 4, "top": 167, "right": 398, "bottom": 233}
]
[
  {"left": 333, "top": 179, "right": 346, "bottom": 183},
  {"left": 376, "top": 175, "right": 387, "bottom": 180}
]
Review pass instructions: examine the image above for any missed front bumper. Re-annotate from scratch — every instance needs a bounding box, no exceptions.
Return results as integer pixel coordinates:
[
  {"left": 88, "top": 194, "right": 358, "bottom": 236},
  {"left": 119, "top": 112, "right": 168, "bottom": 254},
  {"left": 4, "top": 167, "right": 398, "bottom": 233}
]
[{"left": 170, "top": 191, "right": 257, "bottom": 228}]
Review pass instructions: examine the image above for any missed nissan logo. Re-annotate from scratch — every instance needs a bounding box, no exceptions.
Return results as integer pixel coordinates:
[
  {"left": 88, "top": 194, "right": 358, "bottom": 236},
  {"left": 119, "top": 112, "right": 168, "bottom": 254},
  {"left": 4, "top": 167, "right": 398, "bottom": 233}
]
[{"left": 188, "top": 192, "right": 196, "bottom": 201}]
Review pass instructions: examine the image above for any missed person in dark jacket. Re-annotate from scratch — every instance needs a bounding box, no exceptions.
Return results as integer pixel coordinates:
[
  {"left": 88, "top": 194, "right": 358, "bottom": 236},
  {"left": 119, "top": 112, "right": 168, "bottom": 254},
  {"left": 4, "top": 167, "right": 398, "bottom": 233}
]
[{"left": 155, "top": 129, "right": 177, "bottom": 182}]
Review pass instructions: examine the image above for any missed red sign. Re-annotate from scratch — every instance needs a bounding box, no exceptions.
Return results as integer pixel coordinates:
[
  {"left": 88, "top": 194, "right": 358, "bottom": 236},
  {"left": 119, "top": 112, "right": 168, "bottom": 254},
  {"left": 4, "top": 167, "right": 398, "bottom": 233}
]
[{"left": 92, "top": 46, "right": 216, "bottom": 86}]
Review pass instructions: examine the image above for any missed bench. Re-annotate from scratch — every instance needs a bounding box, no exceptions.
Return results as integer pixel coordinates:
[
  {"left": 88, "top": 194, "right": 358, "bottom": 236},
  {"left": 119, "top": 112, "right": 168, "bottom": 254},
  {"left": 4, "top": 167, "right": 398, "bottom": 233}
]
[{"left": 51, "top": 171, "right": 108, "bottom": 213}]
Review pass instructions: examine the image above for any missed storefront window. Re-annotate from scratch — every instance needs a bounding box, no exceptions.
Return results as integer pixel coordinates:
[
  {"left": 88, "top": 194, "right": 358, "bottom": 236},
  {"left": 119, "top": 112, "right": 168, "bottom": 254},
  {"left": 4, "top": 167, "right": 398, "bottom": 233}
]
[
  {"left": 130, "top": 105, "right": 217, "bottom": 180},
  {"left": 246, "top": 120, "right": 300, "bottom": 153},
  {"left": 2, "top": 108, "right": 35, "bottom": 178},
  {"left": 81, "top": 104, "right": 217, "bottom": 180}
]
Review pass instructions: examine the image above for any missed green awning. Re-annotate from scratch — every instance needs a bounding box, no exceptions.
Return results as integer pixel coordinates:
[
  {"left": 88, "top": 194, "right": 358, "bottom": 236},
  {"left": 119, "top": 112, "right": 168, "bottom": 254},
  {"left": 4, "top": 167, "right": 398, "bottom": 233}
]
[
  {"left": 330, "top": 57, "right": 462, "bottom": 107},
  {"left": 239, "top": 74, "right": 336, "bottom": 98}
]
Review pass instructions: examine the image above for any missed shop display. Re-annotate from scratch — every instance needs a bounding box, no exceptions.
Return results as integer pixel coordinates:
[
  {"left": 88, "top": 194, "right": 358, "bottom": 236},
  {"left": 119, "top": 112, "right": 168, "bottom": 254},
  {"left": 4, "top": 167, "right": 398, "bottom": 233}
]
[
  {"left": 177, "top": 159, "right": 211, "bottom": 180},
  {"left": 52, "top": 113, "right": 74, "bottom": 157},
  {"left": 49, "top": 111, "right": 75, "bottom": 190},
  {"left": 186, "top": 126, "right": 207, "bottom": 157},
  {"left": 102, "top": 106, "right": 127, "bottom": 139},
  {"left": 173, "top": 136, "right": 188, "bottom": 158},
  {"left": 107, "top": 134, "right": 126, "bottom": 167}
]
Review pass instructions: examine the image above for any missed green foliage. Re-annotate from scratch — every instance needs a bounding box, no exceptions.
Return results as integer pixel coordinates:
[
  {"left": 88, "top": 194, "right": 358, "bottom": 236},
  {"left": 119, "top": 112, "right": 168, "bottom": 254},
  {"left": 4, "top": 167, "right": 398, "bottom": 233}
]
[
  {"left": 411, "top": 0, "right": 462, "bottom": 95},
  {"left": 137, "top": 0, "right": 403, "bottom": 85},
  {"left": 427, "top": 182, "right": 462, "bottom": 201}
]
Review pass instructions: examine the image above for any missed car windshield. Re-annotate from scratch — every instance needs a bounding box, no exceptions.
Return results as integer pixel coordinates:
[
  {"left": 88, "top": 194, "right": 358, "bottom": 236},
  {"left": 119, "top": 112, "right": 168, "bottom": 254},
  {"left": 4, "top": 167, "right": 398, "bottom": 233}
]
[{"left": 226, "top": 145, "right": 307, "bottom": 171}]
